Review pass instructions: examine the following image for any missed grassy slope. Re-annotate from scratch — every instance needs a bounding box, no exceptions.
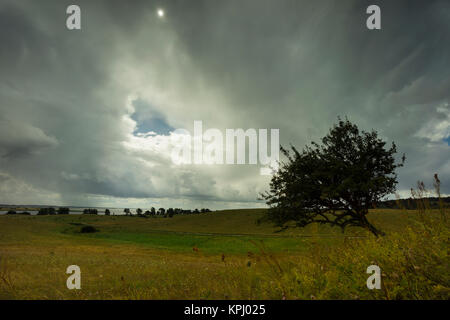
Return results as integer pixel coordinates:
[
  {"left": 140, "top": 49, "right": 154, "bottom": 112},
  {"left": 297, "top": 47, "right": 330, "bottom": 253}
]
[
  {"left": 0, "top": 209, "right": 448, "bottom": 299},
  {"left": 0, "top": 209, "right": 415, "bottom": 254}
]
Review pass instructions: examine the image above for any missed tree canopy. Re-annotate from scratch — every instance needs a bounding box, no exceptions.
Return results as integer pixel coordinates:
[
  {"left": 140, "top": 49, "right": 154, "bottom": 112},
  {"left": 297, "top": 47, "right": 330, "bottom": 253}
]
[{"left": 260, "top": 118, "right": 405, "bottom": 237}]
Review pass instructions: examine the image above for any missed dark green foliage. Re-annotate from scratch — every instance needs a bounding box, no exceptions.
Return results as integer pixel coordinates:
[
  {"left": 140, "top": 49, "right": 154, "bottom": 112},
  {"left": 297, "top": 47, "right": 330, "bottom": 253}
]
[
  {"left": 6, "top": 210, "right": 16, "bottom": 215},
  {"left": 260, "top": 118, "right": 405, "bottom": 237},
  {"left": 105, "top": 209, "right": 110, "bottom": 216}
]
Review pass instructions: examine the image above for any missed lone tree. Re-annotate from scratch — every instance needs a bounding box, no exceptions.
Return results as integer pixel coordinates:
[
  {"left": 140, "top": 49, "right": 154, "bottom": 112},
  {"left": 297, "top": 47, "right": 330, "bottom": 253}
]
[{"left": 260, "top": 118, "right": 405, "bottom": 237}]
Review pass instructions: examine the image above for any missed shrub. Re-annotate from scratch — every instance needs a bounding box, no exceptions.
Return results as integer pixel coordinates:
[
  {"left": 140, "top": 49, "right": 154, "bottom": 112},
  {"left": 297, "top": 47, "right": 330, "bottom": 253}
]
[
  {"left": 6, "top": 210, "right": 16, "bottom": 215},
  {"left": 80, "top": 225, "right": 98, "bottom": 233}
]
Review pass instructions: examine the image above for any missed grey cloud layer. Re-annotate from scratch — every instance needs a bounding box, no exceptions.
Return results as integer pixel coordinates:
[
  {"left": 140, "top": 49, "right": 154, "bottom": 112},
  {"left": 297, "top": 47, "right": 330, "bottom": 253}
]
[{"left": 0, "top": 0, "right": 448, "bottom": 208}]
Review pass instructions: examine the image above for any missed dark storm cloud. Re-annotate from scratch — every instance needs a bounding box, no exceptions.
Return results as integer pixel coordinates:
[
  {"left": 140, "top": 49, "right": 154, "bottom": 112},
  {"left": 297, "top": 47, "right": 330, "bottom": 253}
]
[
  {"left": 0, "top": 117, "right": 58, "bottom": 157},
  {"left": 0, "top": 0, "right": 448, "bottom": 208},
  {"left": 163, "top": 0, "right": 450, "bottom": 192},
  {"left": 0, "top": 0, "right": 157, "bottom": 201}
]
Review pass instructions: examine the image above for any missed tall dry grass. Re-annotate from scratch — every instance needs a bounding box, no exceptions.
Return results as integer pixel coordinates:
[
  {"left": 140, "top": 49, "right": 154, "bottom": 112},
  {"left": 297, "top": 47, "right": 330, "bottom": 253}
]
[{"left": 247, "top": 174, "right": 449, "bottom": 299}]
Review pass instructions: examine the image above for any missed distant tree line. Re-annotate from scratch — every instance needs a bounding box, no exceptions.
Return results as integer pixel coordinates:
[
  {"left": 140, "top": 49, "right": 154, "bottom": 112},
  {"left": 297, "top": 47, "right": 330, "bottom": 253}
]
[
  {"left": 376, "top": 196, "right": 450, "bottom": 209},
  {"left": 6, "top": 210, "right": 30, "bottom": 215},
  {"left": 122, "top": 207, "right": 212, "bottom": 218},
  {"left": 82, "top": 208, "right": 98, "bottom": 215},
  {"left": 5, "top": 206, "right": 213, "bottom": 217},
  {"left": 36, "top": 207, "right": 70, "bottom": 215}
]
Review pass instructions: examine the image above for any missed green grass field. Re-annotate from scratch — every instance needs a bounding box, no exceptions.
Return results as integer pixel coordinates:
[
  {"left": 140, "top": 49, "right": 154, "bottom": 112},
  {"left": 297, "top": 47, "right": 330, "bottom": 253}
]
[{"left": 0, "top": 209, "right": 448, "bottom": 299}]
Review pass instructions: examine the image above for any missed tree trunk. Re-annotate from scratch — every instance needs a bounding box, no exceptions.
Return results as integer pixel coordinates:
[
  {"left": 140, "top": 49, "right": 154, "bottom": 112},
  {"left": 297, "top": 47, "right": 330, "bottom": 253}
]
[{"left": 361, "top": 215, "right": 385, "bottom": 237}]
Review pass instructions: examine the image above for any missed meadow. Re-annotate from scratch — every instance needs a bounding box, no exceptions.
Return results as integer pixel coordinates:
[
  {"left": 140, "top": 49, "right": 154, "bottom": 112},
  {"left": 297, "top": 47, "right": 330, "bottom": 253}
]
[{"left": 0, "top": 208, "right": 448, "bottom": 299}]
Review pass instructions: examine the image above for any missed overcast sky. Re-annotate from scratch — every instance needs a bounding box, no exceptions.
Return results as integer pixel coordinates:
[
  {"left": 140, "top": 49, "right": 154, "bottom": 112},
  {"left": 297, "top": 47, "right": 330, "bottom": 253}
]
[{"left": 0, "top": 0, "right": 448, "bottom": 209}]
